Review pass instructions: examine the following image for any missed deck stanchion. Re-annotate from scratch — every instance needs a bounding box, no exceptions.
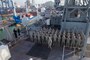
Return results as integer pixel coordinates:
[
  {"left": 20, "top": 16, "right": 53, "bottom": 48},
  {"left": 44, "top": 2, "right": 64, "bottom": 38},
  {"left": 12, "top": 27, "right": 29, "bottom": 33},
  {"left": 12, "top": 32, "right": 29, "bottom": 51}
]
[{"left": 62, "top": 46, "right": 65, "bottom": 60}]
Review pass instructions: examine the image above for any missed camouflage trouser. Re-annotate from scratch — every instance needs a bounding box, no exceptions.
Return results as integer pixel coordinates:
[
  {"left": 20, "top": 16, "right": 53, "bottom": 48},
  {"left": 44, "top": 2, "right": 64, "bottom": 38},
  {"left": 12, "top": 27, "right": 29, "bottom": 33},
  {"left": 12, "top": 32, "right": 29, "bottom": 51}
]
[
  {"left": 43, "top": 37, "right": 47, "bottom": 44},
  {"left": 42, "top": 37, "right": 44, "bottom": 44},
  {"left": 53, "top": 37, "right": 58, "bottom": 46},
  {"left": 58, "top": 38, "right": 61, "bottom": 46},
  {"left": 40, "top": 36, "right": 42, "bottom": 44},
  {"left": 69, "top": 40, "right": 72, "bottom": 47},
  {"left": 66, "top": 39, "right": 70, "bottom": 47},
  {"left": 76, "top": 40, "right": 81, "bottom": 48},
  {"left": 74, "top": 40, "right": 77, "bottom": 48},
  {"left": 48, "top": 40, "right": 52, "bottom": 48},
  {"left": 62, "top": 39, "right": 65, "bottom": 46},
  {"left": 71, "top": 40, "right": 75, "bottom": 48},
  {"left": 37, "top": 37, "right": 40, "bottom": 44},
  {"left": 65, "top": 39, "right": 67, "bottom": 46},
  {"left": 30, "top": 35, "right": 33, "bottom": 42},
  {"left": 34, "top": 36, "right": 38, "bottom": 43},
  {"left": 77, "top": 40, "right": 81, "bottom": 48}
]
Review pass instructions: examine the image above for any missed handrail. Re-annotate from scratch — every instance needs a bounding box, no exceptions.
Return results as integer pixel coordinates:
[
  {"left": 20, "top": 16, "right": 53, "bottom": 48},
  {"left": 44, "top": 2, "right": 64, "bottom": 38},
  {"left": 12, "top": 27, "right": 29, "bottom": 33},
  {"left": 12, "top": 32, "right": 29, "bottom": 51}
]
[{"left": 0, "top": 20, "right": 14, "bottom": 29}]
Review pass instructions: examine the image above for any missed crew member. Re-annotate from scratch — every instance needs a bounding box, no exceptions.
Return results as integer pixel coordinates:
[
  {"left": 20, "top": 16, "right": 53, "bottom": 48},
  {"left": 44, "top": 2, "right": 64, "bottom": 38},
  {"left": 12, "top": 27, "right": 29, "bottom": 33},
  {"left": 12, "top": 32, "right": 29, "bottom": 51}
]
[
  {"left": 13, "top": 27, "right": 17, "bottom": 38},
  {"left": 48, "top": 36, "right": 52, "bottom": 49}
]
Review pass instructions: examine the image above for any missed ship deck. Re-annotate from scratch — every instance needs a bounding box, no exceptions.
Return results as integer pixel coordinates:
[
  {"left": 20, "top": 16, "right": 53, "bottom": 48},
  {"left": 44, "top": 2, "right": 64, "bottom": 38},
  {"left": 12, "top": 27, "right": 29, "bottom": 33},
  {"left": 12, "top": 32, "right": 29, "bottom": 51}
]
[{"left": 9, "top": 38, "right": 90, "bottom": 60}]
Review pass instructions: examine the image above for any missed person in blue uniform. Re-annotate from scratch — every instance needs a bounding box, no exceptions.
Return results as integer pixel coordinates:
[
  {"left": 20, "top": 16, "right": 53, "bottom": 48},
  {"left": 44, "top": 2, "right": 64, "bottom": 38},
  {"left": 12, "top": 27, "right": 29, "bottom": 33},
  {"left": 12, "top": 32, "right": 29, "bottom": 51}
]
[{"left": 13, "top": 15, "right": 22, "bottom": 24}]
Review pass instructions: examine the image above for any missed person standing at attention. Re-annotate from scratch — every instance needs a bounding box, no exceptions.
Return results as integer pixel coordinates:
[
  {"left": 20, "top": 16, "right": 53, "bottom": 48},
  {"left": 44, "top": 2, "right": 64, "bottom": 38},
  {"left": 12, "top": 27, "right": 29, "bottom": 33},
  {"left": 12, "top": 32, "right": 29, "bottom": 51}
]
[{"left": 48, "top": 36, "right": 52, "bottom": 49}]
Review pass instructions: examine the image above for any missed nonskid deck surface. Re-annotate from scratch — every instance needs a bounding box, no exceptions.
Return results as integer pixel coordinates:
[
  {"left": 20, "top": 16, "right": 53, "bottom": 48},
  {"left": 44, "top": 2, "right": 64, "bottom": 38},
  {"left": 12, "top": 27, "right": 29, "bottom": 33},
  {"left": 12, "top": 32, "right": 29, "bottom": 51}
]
[
  {"left": 10, "top": 38, "right": 73, "bottom": 60},
  {"left": 10, "top": 38, "right": 88, "bottom": 60}
]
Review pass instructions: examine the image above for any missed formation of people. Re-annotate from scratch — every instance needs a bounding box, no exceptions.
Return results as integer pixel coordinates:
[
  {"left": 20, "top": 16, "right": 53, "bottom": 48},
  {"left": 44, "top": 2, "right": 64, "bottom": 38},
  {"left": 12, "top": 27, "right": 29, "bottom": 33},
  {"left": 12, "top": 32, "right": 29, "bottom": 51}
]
[{"left": 29, "top": 27, "right": 85, "bottom": 49}]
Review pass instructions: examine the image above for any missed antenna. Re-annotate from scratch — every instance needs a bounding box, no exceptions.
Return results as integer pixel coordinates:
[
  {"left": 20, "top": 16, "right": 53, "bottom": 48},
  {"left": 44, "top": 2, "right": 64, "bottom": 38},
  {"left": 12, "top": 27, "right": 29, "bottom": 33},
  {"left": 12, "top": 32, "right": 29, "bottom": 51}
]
[{"left": 13, "top": 1, "right": 17, "bottom": 16}]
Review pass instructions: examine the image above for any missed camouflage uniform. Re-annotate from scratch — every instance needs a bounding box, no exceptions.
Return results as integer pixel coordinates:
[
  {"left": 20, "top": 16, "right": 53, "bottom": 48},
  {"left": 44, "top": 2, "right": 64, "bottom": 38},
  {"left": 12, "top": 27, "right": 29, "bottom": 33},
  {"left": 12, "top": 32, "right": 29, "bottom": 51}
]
[{"left": 48, "top": 36, "right": 52, "bottom": 49}]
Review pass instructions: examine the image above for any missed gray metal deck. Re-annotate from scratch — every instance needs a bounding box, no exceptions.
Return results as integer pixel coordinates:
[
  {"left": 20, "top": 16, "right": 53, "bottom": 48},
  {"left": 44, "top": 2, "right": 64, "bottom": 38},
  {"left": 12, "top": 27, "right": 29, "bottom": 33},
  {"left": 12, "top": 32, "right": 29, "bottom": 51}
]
[{"left": 9, "top": 39, "right": 90, "bottom": 60}]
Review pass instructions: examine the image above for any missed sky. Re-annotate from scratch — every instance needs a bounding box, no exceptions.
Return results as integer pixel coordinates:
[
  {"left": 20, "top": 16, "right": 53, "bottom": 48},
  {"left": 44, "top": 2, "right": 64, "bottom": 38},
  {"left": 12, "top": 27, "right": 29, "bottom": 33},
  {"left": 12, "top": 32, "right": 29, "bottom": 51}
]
[{"left": 13, "top": 0, "right": 54, "bottom": 6}]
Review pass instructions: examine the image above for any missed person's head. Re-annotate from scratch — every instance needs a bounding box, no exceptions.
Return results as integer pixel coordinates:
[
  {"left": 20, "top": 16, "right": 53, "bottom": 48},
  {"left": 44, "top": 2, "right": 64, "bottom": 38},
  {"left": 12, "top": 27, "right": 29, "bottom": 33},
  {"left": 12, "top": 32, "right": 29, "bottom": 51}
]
[
  {"left": 22, "top": 14, "right": 26, "bottom": 18},
  {"left": 26, "top": 14, "right": 28, "bottom": 17}
]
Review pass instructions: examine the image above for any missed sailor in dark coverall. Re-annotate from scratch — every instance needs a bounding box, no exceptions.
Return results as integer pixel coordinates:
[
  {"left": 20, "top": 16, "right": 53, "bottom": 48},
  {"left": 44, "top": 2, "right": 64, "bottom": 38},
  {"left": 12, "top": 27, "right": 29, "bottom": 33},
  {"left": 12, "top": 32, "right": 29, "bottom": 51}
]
[
  {"left": 13, "top": 28, "right": 17, "bottom": 38},
  {"left": 17, "top": 28, "right": 20, "bottom": 36}
]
